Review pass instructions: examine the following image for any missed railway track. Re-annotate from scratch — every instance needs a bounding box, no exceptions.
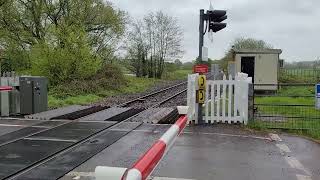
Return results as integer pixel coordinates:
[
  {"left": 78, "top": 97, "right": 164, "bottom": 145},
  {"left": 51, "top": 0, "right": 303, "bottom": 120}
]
[
  {"left": 0, "top": 75, "right": 208, "bottom": 180},
  {"left": 0, "top": 72, "right": 215, "bottom": 180},
  {"left": 119, "top": 81, "right": 187, "bottom": 108}
]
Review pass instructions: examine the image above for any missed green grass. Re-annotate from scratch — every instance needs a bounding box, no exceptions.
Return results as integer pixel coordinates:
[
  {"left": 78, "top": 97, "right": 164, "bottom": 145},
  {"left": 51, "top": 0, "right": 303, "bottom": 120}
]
[
  {"left": 162, "top": 69, "right": 191, "bottom": 80},
  {"left": 48, "top": 76, "right": 159, "bottom": 108},
  {"left": 47, "top": 69, "right": 191, "bottom": 109},
  {"left": 250, "top": 86, "right": 320, "bottom": 140},
  {"left": 279, "top": 69, "right": 320, "bottom": 83},
  {"left": 49, "top": 94, "right": 102, "bottom": 108}
]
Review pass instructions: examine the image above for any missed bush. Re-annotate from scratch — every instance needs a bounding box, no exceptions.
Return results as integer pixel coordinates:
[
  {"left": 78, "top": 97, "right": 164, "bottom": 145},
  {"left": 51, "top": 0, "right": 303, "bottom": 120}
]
[
  {"left": 49, "top": 63, "right": 127, "bottom": 98},
  {"left": 30, "top": 27, "right": 102, "bottom": 85}
]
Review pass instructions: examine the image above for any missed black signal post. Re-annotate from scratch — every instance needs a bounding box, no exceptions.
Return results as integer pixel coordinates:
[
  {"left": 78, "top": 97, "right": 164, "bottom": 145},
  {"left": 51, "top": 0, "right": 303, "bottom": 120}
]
[{"left": 197, "top": 8, "right": 227, "bottom": 124}]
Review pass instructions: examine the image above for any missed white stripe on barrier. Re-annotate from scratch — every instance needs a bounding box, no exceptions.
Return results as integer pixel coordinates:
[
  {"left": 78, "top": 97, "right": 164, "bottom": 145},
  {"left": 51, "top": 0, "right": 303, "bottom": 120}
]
[
  {"left": 126, "top": 168, "right": 142, "bottom": 180},
  {"left": 95, "top": 166, "right": 128, "bottom": 180},
  {"left": 95, "top": 115, "right": 188, "bottom": 180},
  {"left": 159, "top": 125, "right": 179, "bottom": 145}
]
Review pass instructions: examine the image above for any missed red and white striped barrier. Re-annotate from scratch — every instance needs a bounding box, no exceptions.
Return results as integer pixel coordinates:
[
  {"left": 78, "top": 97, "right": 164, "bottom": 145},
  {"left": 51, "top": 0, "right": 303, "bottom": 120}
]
[
  {"left": 124, "top": 115, "right": 188, "bottom": 180},
  {"left": 0, "top": 86, "right": 13, "bottom": 91},
  {"left": 95, "top": 114, "right": 188, "bottom": 180}
]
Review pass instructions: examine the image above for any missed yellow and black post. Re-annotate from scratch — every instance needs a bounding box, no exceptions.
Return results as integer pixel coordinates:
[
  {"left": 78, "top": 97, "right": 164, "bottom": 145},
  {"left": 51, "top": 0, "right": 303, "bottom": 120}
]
[{"left": 196, "top": 75, "right": 206, "bottom": 123}]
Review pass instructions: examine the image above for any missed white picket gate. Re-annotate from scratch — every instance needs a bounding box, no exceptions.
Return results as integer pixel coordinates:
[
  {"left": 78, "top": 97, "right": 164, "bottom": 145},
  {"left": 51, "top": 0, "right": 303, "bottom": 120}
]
[
  {"left": 187, "top": 73, "right": 251, "bottom": 125},
  {"left": 205, "top": 73, "right": 251, "bottom": 125}
]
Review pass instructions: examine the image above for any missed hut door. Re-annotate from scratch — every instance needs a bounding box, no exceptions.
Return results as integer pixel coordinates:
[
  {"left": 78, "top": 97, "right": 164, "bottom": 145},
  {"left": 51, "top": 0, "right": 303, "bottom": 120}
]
[{"left": 241, "top": 56, "right": 255, "bottom": 83}]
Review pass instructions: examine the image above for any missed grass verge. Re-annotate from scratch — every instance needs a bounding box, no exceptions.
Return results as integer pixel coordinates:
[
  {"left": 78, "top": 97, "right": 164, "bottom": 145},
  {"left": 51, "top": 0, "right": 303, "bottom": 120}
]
[
  {"left": 48, "top": 69, "right": 191, "bottom": 109},
  {"left": 48, "top": 76, "right": 160, "bottom": 108}
]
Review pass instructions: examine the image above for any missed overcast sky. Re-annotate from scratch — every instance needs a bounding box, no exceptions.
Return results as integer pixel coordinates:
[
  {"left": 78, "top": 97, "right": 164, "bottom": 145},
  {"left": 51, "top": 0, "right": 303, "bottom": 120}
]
[{"left": 110, "top": 0, "right": 320, "bottom": 62}]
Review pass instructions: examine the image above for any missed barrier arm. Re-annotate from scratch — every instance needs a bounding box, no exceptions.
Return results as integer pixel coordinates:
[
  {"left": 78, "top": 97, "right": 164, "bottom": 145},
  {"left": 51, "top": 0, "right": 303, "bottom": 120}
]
[
  {"left": 0, "top": 86, "right": 13, "bottom": 91},
  {"left": 95, "top": 109, "right": 189, "bottom": 180}
]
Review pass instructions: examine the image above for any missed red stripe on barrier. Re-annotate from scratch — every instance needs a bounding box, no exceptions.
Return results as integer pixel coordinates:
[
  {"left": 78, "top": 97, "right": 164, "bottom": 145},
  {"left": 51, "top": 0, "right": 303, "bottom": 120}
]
[
  {"left": 0, "top": 86, "right": 13, "bottom": 91},
  {"left": 132, "top": 140, "right": 167, "bottom": 180},
  {"left": 175, "top": 115, "right": 188, "bottom": 134}
]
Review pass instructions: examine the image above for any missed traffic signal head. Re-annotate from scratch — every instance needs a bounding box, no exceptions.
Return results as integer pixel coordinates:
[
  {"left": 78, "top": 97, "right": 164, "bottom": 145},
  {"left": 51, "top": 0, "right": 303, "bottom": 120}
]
[
  {"left": 206, "top": 10, "right": 227, "bottom": 33},
  {"left": 209, "top": 22, "right": 227, "bottom": 33}
]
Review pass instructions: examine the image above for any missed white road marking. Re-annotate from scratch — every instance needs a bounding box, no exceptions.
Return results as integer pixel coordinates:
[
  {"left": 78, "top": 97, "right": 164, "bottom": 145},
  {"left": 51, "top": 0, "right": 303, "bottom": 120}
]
[
  {"left": 296, "top": 174, "right": 312, "bottom": 180},
  {"left": 183, "top": 131, "right": 271, "bottom": 140},
  {"left": 285, "top": 157, "right": 311, "bottom": 176},
  {"left": 269, "top": 133, "right": 282, "bottom": 141},
  {"left": 276, "top": 144, "right": 291, "bottom": 153}
]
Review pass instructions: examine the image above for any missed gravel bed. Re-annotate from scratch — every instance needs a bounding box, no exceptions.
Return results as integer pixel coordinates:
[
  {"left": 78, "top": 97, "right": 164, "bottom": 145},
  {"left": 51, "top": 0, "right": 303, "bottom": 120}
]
[
  {"left": 128, "top": 108, "right": 177, "bottom": 124},
  {"left": 93, "top": 79, "right": 186, "bottom": 107},
  {"left": 125, "top": 83, "right": 187, "bottom": 108},
  {"left": 159, "top": 91, "right": 187, "bottom": 108}
]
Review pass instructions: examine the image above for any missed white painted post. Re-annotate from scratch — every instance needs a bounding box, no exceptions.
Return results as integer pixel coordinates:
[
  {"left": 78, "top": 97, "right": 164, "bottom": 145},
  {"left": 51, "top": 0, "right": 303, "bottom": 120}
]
[
  {"left": 234, "top": 75, "right": 238, "bottom": 120},
  {"left": 216, "top": 82, "right": 221, "bottom": 122},
  {"left": 187, "top": 74, "right": 198, "bottom": 124},
  {"left": 211, "top": 83, "right": 215, "bottom": 123},
  {"left": 222, "top": 75, "right": 226, "bottom": 122},
  {"left": 205, "top": 82, "right": 209, "bottom": 123},
  {"left": 228, "top": 75, "right": 233, "bottom": 123}
]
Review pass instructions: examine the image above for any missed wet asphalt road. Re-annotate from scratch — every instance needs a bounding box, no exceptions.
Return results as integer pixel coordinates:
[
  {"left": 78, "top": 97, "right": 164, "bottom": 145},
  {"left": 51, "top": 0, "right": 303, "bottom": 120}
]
[
  {"left": 60, "top": 125, "right": 320, "bottom": 180},
  {"left": 1, "top": 118, "right": 320, "bottom": 180}
]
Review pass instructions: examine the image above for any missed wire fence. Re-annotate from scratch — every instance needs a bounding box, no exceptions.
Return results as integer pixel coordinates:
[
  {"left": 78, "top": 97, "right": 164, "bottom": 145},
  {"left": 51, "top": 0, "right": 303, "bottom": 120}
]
[
  {"left": 250, "top": 84, "right": 320, "bottom": 137},
  {"left": 280, "top": 68, "right": 320, "bottom": 83}
]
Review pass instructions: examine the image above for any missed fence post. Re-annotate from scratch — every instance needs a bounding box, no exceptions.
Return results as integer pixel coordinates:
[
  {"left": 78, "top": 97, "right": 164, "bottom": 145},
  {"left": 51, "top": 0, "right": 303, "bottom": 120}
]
[{"left": 248, "top": 83, "right": 254, "bottom": 122}]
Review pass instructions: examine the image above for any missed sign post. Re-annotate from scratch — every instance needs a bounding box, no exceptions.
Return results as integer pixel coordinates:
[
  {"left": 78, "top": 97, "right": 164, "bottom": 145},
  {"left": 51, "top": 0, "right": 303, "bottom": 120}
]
[{"left": 316, "top": 84, "right": 320, "bottom": 109}]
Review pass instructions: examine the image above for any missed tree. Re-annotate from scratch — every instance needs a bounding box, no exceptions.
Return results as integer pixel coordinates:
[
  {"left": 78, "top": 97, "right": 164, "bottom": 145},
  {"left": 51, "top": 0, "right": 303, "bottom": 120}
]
[
  {"left": 220, "top": 37, "right": 273, "bottom": 69},
  {"left": 126, "top": 20, "right": 148, "bottom": 77},
  {"left": 174, "top": 59, "right": 182, "bottom": 68},
  {"left": 127, "top": 11, "right": 183, "bottom": 78},
  {"left": 0, "top": 0, "right": 125, "bottom": 83}
]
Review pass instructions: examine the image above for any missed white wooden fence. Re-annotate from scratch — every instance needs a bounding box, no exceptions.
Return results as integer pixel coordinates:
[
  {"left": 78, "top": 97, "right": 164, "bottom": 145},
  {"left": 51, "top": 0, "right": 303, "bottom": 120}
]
[
  {"left": 187, "top": 73, "right": 251, "bottom": 125},
  {"left": 205, "top": 73, "right": 251, "bottom": 125}
]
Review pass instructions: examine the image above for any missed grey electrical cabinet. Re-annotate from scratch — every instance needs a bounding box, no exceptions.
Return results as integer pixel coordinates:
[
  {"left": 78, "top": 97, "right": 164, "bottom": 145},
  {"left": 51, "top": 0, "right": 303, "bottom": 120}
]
[{"left": 20, "top": 76, "right": 48, "bottom": 115}]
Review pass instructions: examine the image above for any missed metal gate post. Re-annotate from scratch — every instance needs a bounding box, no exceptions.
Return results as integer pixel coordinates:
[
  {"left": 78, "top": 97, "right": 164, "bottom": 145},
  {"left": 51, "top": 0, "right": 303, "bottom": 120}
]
[{"left": 248, "top": 83, "right": 254, "bottom": 122}]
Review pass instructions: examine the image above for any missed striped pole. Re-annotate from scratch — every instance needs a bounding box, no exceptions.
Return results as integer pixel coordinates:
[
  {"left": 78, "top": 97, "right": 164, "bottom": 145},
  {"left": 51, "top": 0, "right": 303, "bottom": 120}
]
[
  {"left": 123, "top": 115, "right": 188, "bottom": 180},
  {"left": 0, "top": 86, "right": 13, "bottom": 91}
]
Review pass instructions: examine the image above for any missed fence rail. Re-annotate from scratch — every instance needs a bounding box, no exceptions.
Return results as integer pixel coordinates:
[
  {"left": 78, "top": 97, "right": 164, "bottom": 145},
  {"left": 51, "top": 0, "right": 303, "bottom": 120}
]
[
  {"left": 252, "top": 83, "right": 320, "bottom": 135},
  {"left": 280, "top": 68, "right": 320, "bottom": 83}
]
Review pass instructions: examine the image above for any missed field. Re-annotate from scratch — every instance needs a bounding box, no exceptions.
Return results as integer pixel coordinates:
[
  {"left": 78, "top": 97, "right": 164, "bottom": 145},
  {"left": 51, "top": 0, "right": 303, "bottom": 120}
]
[
  {"left": 250, "top": 85, "right": 320, "bottom": 139},
  {"left": 279, "top": 68, "right": 320, "bottom": 83}
]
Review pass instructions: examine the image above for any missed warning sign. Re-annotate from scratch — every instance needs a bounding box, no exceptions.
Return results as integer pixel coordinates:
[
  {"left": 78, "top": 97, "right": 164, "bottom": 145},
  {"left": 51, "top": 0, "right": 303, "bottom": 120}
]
[
  {"left": 198, "top": 75, "right": 206, "bottom": 90},
  {"left": 197, "top": 90, "right": 205, "bottom": 104},
  {"left": 193, "top": 64, "right": 208, "bottom": 74}
]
